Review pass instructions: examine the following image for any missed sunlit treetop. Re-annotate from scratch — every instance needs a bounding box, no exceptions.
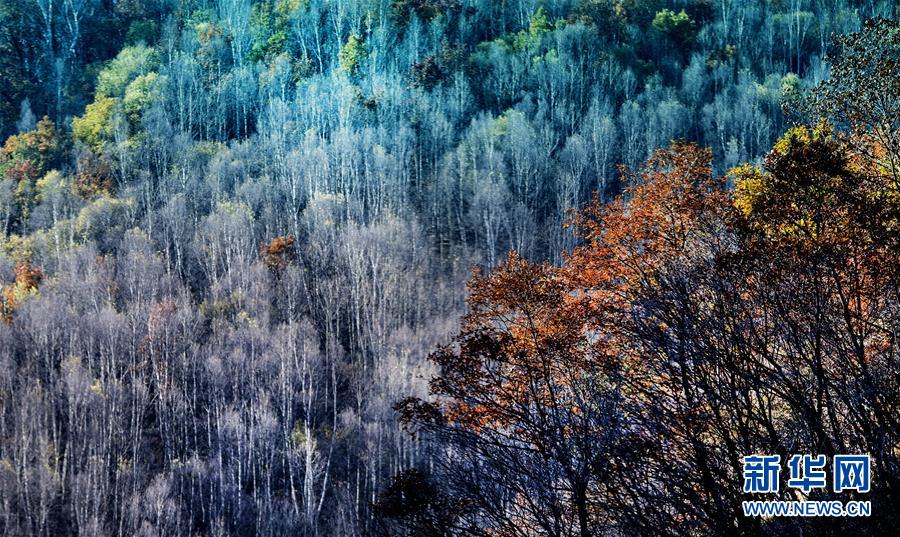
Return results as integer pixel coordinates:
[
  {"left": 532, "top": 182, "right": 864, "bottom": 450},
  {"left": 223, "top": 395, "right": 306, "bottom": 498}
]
[
  {"left": 732, "top": 123, "right": 899, "bottom": 259},
  {"left": 565, "top": 142, "right": 727, "bottom": 300}
]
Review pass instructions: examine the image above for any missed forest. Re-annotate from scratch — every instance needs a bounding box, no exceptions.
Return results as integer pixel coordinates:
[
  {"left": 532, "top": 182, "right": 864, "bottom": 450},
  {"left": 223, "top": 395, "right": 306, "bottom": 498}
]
[{"left": 0, "top": 0, "right": 897, "bottom": 535}]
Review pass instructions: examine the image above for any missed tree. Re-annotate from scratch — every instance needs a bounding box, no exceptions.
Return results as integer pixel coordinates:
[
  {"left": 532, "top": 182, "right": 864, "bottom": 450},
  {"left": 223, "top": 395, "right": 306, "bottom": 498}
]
[
  {"left": 261, "top": 233, "right": 296, "bottom": 272},
  {"left": 652, "top": 9, "right": 697, "bottom": 47},
  {"left": 409, "top": 56, "right": 444, "bottom": 90},
  {"left": 807, "top": 17, "right": 900, "bottom": 182},
  {"left": 95, "top": 45, "right": 159, "bottom": 99},
  {"left": 401, "top": 136, "right": 899, "bottom": 536},
  {"left": 398, "top": 250, "right": 629, "bottom": 537},
  {"left": 71, "top": 97, "right": 120, "bottom": 151},
  {"left": 391, "top": 0, "right": 460, "bottom": 26},
  {"left": 339, "top": 33, "right": 367, "bottom": 76},
  {"left": 3, "top": 3, "right": 898, "bottom": 536},
  {"left": 123, "top": 72, "right": 166, "bottom": 125},
  {"left": 0, "top": 116, "right": 61, "bottom": 231},
  {"left": 563, "top": 144, "right": 742, "bottom": 535},
  {"left": 16, "top": 99, "right": 37, "bottom": 133},
  {"left": 731, "top": 124, "right": 899, "bottom": 486},
  {"left": 1, "top": 260, "right": 42, "bottom": 322},
  {"left": 1, "top": 116, "right": 60, "bottom": 181}
]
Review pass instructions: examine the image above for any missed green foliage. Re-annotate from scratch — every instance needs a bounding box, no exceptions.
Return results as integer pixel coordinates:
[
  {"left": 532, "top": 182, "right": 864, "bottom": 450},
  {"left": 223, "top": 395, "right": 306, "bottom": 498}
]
[
  {"left": 250, "top": 1, "right": 283, "bottom": 62},
  {"left": 123, "top": 72, "right": 166, "bottom": 123},
  {"left": 706, "top": 44, "right": 737, "bottom": 67},
  {"left": 13, "top": 174, "right": 34, "bottom": 220},
  {"left": 339, "top": 33, "right": 368, "bottom": 75},
  {"left": 510, "top": 8, "right": 560, "bottom": 52},
  {"left": 95, "top": 46, "right": 159, "bottom": 99},
  {"left": 0, "top": 233, "right": 33, "bottom": 262},
  {"left": 249, "top": 0, "right": 312, "bottom": 63},
  {"left": 78, "top": 49, "right": 162, "bottom": 149},
  {"left": 732, "top": 123, "right": 845, "bottom": 241},
  {"left": 290, "top": 420, "right": 308, "bottom": 448},
  {"left": 275, "top": 0, "right": 307, "bottom": 18},
  {"left": 217, "top": 200, "right": 253, "bottom": 218},
  {"left": 489, "top": 109, "right": 521, "bottom": 139},
  {"left": 652, "top": 9, "right": 696, "bottom": 45},
  {"left": 780, "top": 72, "right": 803, "bottom": 104},
  {"left": 528, "top": 6, "right": 553, "bottom": 36},
  {"left": 573, "top": 0, "right": 628, "bottom": 38},
  {"left": 470, "top": 6, "right": 565, "bottom": 73}
]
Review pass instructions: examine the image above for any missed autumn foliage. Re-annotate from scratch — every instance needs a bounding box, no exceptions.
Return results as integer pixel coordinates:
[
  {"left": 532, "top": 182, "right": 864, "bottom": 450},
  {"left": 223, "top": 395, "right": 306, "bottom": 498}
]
[
  {"left": 0, "top": 116, "right": 60, "bottom": 182},
  {"left": 564, "top": 143, "right": 728, "bottom": 312},
  {"left": 74, "top": 151, "right": 114, "bottom": 199},
  {"left": 395, "top": 134, "right": 899, "bottom": 535},
  {"left": 1, "top": 261, "right": 43, "bottom": 323},
  {"left": 261, "top": 234, "right": 297, "bottom": 272}
]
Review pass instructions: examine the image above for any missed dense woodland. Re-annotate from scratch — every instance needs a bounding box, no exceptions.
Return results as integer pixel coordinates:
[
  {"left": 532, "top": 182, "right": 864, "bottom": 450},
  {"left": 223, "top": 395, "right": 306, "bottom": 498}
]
[{"left": 0, "top": 1, "right": 897, "bottom": 536}]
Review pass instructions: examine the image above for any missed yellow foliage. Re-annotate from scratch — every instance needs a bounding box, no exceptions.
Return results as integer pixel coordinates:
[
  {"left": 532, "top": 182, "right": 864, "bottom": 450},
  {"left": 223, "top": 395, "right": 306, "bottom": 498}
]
[
  {"left": 72, "top": 97, "right": 120, "bottom": 151},
  {"left": 729, "top": 163, "right": 767, "bottom": 218},
  {"left": 0, "top": 233, "right": 33, "bottom": 261},
  {"left": 1, "top": 260, "right": 42, "bottom": 322},
  {"left": 90, "top": 378, "right": 105, "bottom": 397}
]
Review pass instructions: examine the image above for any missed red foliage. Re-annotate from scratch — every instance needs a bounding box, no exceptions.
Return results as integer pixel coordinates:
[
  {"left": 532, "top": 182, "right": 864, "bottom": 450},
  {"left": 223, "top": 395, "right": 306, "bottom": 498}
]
[
  {"left": 261, "top": 234, "right": 297, "bottom": 272},
  {"left": 1, "top": 261, "right": 43, "bottom": 323}
]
